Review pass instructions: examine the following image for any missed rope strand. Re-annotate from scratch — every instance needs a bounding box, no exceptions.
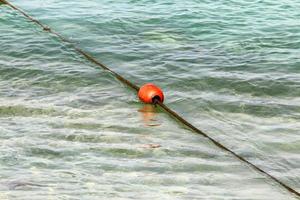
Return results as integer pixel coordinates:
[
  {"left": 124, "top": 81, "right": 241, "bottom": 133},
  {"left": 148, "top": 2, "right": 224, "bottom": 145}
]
[{"left": 1, "top": 0, "right": 299, "bottom": 197}]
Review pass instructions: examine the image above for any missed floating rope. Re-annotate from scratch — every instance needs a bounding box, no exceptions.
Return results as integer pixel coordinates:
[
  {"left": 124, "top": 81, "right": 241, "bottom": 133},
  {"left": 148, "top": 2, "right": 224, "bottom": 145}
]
[{"left": 1, "top": 0, "right": 299, "bottom": 197}]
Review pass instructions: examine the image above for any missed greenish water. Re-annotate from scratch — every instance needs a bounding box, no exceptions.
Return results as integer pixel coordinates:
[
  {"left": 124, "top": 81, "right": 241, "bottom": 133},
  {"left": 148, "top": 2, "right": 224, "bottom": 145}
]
[{"left": 0, "top": 0, "right": 300, "bottom": 199}]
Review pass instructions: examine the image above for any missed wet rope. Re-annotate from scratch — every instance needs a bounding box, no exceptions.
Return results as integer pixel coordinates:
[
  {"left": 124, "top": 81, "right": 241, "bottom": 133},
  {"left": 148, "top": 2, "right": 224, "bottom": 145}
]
[{"left": 1, "top": 0, "right": 299, "bottom": 197}]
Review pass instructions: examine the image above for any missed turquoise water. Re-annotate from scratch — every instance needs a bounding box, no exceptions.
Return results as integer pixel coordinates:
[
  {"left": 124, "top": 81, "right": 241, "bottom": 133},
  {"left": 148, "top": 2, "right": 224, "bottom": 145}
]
[{"left": 0, "top": 0, "right": 300, "bottom": 199}]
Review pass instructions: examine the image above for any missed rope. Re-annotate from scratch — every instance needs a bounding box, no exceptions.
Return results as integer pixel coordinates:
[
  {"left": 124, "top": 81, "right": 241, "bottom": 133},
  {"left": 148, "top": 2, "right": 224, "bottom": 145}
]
[{"left": 1, "top": 0, "right": 299, "bottom": 197}]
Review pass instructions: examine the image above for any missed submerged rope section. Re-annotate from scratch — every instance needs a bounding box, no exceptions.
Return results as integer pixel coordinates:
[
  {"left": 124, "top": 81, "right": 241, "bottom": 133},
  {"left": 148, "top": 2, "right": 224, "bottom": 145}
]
[{"left": 1, "top": 0, "right": 299, "bottom": 197}]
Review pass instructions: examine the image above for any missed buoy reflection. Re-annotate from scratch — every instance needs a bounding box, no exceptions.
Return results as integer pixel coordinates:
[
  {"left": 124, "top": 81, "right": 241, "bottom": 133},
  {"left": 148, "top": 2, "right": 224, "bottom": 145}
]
[{"left": 138, "top": 104, "right": 161, "bottom": 127}]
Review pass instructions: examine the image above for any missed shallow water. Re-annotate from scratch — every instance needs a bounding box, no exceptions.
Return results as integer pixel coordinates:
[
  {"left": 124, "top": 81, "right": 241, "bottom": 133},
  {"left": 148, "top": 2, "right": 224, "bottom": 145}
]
[{"left": 0, "top": 0, "right": 300, "bottom": 199}]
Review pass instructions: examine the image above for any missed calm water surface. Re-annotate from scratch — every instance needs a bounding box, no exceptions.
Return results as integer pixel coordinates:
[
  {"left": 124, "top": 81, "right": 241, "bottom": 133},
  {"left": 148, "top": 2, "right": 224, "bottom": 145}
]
[{"left": 0, "top": 0, "right": 300, "bottom": 199}]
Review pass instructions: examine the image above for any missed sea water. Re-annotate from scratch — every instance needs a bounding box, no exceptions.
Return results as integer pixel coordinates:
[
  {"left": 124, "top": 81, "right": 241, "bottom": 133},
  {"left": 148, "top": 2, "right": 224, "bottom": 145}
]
[{"left": 0, "top": 0, "right": 299, "bottom": 199}]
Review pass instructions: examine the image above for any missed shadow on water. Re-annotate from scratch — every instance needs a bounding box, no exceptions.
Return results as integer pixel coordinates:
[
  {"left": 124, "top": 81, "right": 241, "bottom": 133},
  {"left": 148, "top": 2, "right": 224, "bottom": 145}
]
[{"left": 6, "top": 181, "right": 47, "bottom": 190}]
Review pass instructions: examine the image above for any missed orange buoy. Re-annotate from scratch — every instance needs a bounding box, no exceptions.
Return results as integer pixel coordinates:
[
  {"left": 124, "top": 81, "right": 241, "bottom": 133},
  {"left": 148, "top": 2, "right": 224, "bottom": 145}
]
[{"left": 138, "top": 83, "right": 164, "bottom": 104}]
